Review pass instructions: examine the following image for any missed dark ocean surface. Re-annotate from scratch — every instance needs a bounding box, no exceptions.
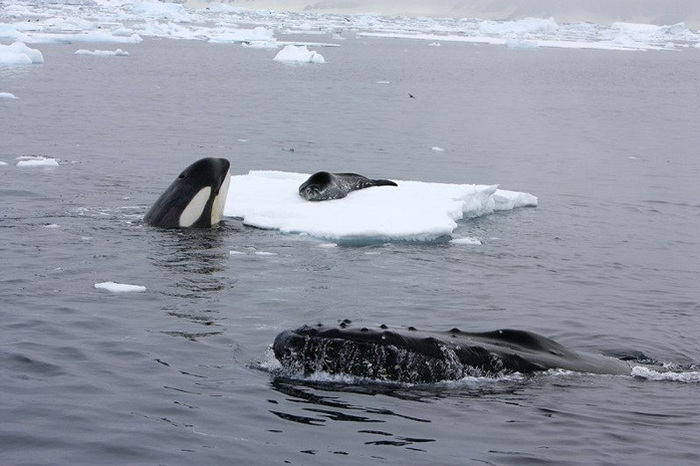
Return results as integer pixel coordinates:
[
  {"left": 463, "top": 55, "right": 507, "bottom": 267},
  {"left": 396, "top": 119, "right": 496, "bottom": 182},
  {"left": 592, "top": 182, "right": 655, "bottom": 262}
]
[{"left": 2, "top": 37, "right": 700, "bottom": 465}]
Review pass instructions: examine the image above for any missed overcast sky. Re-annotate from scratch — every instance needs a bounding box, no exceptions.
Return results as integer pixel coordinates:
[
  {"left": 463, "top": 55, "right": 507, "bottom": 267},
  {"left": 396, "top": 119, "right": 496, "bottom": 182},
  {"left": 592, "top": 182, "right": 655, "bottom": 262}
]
[{"left": 195, "top": 0, "right": 700, "bottom": 27}]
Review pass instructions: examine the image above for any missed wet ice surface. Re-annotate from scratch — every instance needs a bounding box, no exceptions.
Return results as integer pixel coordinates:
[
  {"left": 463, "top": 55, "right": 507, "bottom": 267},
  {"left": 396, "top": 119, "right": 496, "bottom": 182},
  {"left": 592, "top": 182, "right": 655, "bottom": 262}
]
[{"left": 2, "top": 4, "right": 700, "bottom": 466}]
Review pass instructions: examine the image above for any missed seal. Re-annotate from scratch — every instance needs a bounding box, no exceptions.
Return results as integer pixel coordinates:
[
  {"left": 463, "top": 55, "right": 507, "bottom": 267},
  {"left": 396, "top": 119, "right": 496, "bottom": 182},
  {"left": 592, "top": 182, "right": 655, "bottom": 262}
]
[
  {"left": 273, "top": 323, "right": 632, "bottom": 383},
  {"left": 144, "top": 157, "right": 231, "bottom": 228},
  {"left": 299, "top": 171, "right": 398, "bottom": 201}
]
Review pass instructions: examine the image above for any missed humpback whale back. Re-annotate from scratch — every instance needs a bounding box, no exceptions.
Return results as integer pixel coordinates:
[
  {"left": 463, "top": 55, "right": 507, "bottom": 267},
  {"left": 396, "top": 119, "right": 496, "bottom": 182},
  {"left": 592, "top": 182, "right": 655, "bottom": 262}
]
[{"left": 273, "top": 324, "right": 631, "bottom": 383}]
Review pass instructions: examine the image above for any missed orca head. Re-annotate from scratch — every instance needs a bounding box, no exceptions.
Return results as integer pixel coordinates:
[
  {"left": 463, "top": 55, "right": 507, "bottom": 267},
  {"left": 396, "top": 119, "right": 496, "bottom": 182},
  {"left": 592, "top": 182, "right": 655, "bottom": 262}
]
[{"left": 144, "top": 157, "right": 231, "bottom": 229}]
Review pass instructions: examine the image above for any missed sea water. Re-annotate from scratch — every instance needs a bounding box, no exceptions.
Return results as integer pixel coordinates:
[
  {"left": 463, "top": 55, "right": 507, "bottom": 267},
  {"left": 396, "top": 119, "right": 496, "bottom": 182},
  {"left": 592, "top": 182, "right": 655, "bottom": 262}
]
[{"left": 2, "top": 36, "right": 700, "bottom": 465}]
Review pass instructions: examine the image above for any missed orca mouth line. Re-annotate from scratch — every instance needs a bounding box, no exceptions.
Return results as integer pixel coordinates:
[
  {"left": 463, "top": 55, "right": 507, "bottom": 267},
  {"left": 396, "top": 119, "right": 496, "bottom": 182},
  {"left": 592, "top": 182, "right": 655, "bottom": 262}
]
[{"left": 273, "top": 323, "right": 634, "bottom": 384}]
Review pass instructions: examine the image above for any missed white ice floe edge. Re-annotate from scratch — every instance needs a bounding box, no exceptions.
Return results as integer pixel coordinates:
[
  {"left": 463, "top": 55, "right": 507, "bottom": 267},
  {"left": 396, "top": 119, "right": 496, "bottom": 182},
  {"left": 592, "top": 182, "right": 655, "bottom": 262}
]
[
  {"left": 0, "top": 92, "right": 18, "bottom": 99},
  {"left": 94, "top": 281, "right": 147, "bottom": 293}
]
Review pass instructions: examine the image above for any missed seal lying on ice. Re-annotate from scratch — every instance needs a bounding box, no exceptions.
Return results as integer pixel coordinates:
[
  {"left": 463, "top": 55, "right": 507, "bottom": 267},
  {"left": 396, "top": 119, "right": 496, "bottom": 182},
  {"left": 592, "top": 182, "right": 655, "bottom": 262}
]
[{"left": 298, "top": 171, "right": 397, "bottom": 201}]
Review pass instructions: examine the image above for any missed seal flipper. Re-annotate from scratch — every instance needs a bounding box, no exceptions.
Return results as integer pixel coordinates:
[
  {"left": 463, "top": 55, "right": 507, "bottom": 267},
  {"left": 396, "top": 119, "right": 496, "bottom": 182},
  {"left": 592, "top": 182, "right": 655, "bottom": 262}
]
[{"left": 368, "top": 179, "right": 398, "bottom": 187}]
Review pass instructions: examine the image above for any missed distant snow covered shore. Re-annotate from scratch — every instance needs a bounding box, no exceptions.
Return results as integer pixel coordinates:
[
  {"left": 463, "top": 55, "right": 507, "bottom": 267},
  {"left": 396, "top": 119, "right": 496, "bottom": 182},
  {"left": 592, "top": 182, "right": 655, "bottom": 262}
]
[{"left": 0, "top": 1, "right": 698, "bottom": 53}]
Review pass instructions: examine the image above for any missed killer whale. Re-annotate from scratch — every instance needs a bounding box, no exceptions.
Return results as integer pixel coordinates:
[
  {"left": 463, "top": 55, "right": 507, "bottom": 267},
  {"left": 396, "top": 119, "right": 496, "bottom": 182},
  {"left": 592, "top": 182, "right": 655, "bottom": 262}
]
[
  {"left": 144, "top": 157, "right": 231, "bottom": 228},
  {"left": 273, "top": 323, "right": 632, "bottom": 383},
  {"left": 299, "top": 171, "right": 398, "bottom": 201}
]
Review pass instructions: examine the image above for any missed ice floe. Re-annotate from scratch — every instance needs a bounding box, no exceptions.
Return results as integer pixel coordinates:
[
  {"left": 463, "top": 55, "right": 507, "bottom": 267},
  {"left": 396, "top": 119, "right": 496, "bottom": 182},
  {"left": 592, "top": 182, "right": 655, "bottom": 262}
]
[
  {"left": 0, "top": 92, "right": 18, "bottom": 99},
  {"left": 224, "top": 171, "right": 536, "bottom": 243},
  {"left": 94, "top": 281, "right": 147, "bottom": 293},
  {"left": 16, "top": 156, "right": 59, "bottom": 167},
  {"left": 207, "top": 26, "right": 275, "bottom": 45},
  {"left": 75, "top": 48, "right": 129, "bottom": 56},
  {"left": 0, "top": 41, "right": 43, "bottom": 65},
  {"left": 274, "top": 44, "right": 325, "bottom": 63}
]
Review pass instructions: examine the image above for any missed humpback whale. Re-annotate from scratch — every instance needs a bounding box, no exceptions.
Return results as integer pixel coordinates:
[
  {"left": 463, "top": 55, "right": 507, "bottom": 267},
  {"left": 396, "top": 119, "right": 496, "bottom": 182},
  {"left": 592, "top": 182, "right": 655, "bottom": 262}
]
[
  {"left": 273, "top": 323, "right": 632, "bottom": 383},
  {"left": 299, "top": 171, "right": 398, "bottom": 201},
  {"left": 144, "top": 157, "right": 231, "bottom": 228}
]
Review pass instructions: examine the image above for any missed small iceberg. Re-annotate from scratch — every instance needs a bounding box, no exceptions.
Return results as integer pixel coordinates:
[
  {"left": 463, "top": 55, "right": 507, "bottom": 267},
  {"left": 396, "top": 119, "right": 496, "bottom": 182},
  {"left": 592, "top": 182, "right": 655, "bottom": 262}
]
[
  {"left": 0, "top": 42, "right": 44, "bottom": 65},
  {"left": 16, "top": 156, "right": 59, "bottom": 167},
  {"left": 94, "top": 281, "right": 147, "bottom": 293},
  {"left": 274, "top": 45, "right": 325, "bottom": 64},
  {"left": 75, "top": 49, "right": 129, "bottom": 56}
]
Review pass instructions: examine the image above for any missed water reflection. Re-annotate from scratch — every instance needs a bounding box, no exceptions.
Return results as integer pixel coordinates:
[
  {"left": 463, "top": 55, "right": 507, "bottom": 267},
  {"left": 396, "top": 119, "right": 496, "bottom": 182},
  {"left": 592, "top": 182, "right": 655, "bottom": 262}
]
[
  {"left": 147, "top": 222, "right": 235, "bottom": 340},
  {"left": 269, "top": 377, "right": 436, "bottom": 450}
]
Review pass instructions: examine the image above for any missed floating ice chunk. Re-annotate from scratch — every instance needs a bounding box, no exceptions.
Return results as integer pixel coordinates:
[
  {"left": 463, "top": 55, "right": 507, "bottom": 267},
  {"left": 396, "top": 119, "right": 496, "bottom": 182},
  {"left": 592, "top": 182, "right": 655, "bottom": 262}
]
[
  {"left": 493, "top": 189, "right": 538, "bottom": 211},
  {"left": 95, "top": 281, "right": 147, "bottom": 293},
  {"left": 197, "top": 3, "right": 248, "bottom": 13},
  {"left": 0, "top": 25, "right": 27, "bottom": 42},
  {"left": 429, "top": 42, "right": 441, "bottom": 46},
  {"left": 75, "top": 49, "right": 129, "bottom": 56},
  {"left": 124, "top": 1, "right": 191, "bottom": 20},
  {"left": 0, "top": 92, "right": 18, "bottom": 99},
  {"left": 16, "top": 156, "right": 59, "bottom": 167},
  {"left": 274, "top": 45, "right": 325, "bottom": 64},
  {"left": 224, "top": 171, "right": 537, "bottom": 243},
  {"left": 376, "top": 80, "right": 391, "bottom": 84},
  {"left": 241, "top": 40, "right": 279, "bottom": 49},
  {"left": 505, "top": 35, "right": 539, "bottom": 49},
  {"left": 0, "top": 161, "right": 8, "bottom": 166},
  {"left": 0, "top": 42, "right": 44, "bottom": 65},
  {"left": 44, "top": 224, "right": 60, "bottom": 229},
  {"left": 25, "top": 31, "right": 143, "bottom": 45},
  {"left": 208, "top": 26, "right": 275, "bottom": 44},
  {"left": 450, "top": 237, "right": 482, "bottom": 245},
  {"left": 112, "top": 27, "right": 137, "bottom": 38},
  {"left": 431, "top": 146, "right": 445, "bottom": 152}
]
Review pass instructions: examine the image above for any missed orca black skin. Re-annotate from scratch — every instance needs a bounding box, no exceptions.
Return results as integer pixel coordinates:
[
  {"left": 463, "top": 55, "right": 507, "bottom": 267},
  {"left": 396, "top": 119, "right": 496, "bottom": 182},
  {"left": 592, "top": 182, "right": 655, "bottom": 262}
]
[
  {"left": 273, "top": 323, "right": 632, "bottom": 383},
  {"left": 299, "top": 171, "right": 398, "bottom": 201},
  {"left": 144, "top": 157, "right": 231, "bottom": 228}
]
